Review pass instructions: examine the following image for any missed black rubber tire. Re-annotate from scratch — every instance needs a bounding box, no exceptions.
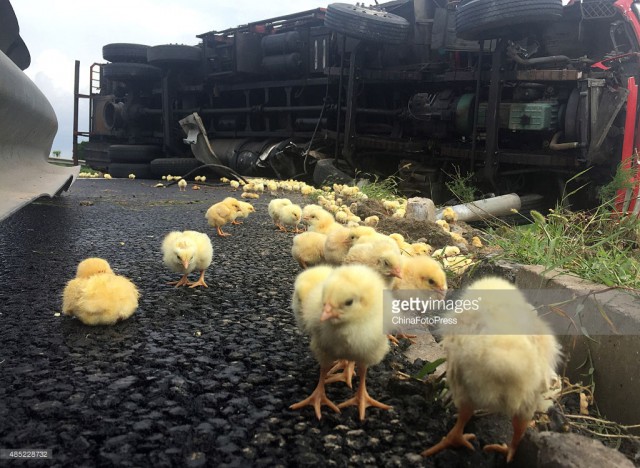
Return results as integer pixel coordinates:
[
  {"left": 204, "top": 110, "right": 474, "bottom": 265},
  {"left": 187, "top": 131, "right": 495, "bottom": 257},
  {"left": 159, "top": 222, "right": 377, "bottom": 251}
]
[
  {"left": 107, "top": 145, "right": 162, "bottom": 164},
  {"left": 146, "top": 45, "right": 201, "bottom": 65},
  {"left": 150, "top": 158, "right": 203, "bottom": 178},
  {"left": 313, "top": 159, "right": 353, "bottom": 186},
  {"left": 324, "top": 3, "right": 409, "bottom": 45},
  {"left": 102, "top": 63, "right": 161, "bottom": 82},
  {"left": 102, "top": 43, "right": 149, "bottom": 63},
  {"left": 455, "top": 0, "right": 563, "bottom": 41},
  {"left": 108, "top": 163, "right": 154, "bottom": 179}
]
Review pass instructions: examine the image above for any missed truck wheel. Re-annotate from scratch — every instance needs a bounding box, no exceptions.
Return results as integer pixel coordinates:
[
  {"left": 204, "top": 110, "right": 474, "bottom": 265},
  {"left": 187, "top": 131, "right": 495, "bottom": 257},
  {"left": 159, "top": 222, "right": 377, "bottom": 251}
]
[
  {"left": 150, "top": 158, "right": 203, "bottom": 178},
  {"left": 147, "top": 45, "right": 201, "bottom": 65},
  {"left": 108, "top": 163, "right": 154, "bottom": 179},
  {"left": 456, "top": 0, "right": 563, "bottom": 41},
  {"left": 324, "top": 3, "right": 410, "bottom": 45},
  {"left": 108, "top": 145, "right": 162, "bottom": 164},
  {"left": 102, "top": 43, "right": 149, "bottom": 63},
  {"left": 313, "top": 159, "right": 353, "bottom": 186},
  {"left": 102, "top": 63, "right": 161, "bottom": 82}
]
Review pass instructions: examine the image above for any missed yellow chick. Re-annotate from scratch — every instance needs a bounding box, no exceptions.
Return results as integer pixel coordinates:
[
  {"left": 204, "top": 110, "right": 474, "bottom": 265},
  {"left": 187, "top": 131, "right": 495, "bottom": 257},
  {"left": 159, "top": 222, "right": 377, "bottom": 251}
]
[
  {"left": 472, "top": 236, "right": 483, "bottom": 248},
  {"left": 393, "top": 256, "right": 447, "bottom": 297},
  {"left": 291, "top": 265, "right": 334, "bottom": 332},
  {"left": 162, "top": 175, "right": 167, "bottom": 180},
  {"left": 442, "top": 206, "right": 458, "bottom": 223},
  {"left": 292, "top": 232, "right": 327, "bottom": 269},
  {"left": 323, "top": 226, "right": 358, "bottom": 265},
  {"left": 178, "top": 178, "right": 187, "bottom": 191},
  {"left": 103, "top": 174, "right": 112, "bottom": 179},
  {"left": 335, "top": 210, "right": 349, "bottom": 224},
  {"left": 290, "top": 265, "right": 391, "bottom": 420},
  {"left": 389, "top": 233, "right": 412, "bottom": 255},
  {"left": 435, "top": 219, "right": 450, "bottom": 232},
  {"left": 267, "top": 180, "right": 278, "bottom": 193},
  {"left": 268, "top": 198, "right": 293, "bottom": 231},
  {"left": 410, "top": 242, "right": 433, "bottom": 256},
  {"left": 241, "top": 192, "right": 259, "bottom": 199},
  {"left": 301, "top": 185, "right": 314, "bottom": 196},
  {"left": 392, "top": 209, "right": 406, "bottom": 219},
  {"left": 128, "top": 173, "right": 135, "bottom": 180},
  {"left": 205, "top": 198, "right": 241, "bottom": 237},
  {"left": 279, "top": 204, "right": 303, "bottom": 233},
  {"left": 62, "top": 258, "right": 139, "bottom": 325},
  {"left": 423, "top": 277, "right": 561, "bottom": 463},
  {"left": 230, "top": 180, "right": 240, "bottom": 190},
  {"left": 364, "top": 216, "right": 379, "bottom": 227},
  {"left": 302, "top": 205, "right": 340, "bottom": 234},
  {"left": 449, "top": 232, "right": 468, "bottom": 245},
  {"left": 234, "top": 200, "right": 255, "bottom": 225},
  {"left": 344, "top": 241, "right": 402, "bottom": 286},
  {"left": 200, "top": 176, "right": 206, "bottom": 182},
  {"left": 167, "top": 175, "right": 174, "bottom": 182},
  {"left": 162, "top": 231, "right": 214, "bottom": 288},
  {"left": 443, "top": 255, "right": 473, "bottom": 275},
  {"left": 432, "top": 245, "right": 461, "bottom": 259},
  {"left": 220, "top": 177, "right": 230, "bottom": 183}
]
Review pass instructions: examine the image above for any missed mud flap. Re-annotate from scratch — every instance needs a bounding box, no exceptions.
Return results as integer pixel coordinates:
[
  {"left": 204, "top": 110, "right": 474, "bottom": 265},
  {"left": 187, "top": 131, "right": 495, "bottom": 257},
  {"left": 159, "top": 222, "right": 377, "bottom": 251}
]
[{"left": 0, "top": 48, "right": 78, "bottom": 222}]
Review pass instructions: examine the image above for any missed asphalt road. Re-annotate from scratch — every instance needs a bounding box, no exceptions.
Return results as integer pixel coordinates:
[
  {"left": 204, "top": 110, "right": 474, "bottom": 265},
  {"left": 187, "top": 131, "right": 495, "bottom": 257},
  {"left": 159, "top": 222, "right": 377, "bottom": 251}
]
[{"left": 0, "top": 179, "right": 508, "bottom": 467}]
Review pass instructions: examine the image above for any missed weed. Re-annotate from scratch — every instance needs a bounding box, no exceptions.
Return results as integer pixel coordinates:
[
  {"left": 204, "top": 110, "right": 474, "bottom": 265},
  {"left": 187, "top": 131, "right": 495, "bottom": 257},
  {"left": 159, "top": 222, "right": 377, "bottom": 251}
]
[
  {"left": 444, "top": 166, "right": 477, "bottom": 203},
  {"left": 359, "top": 174, "right": 400, "bottom": 201}
]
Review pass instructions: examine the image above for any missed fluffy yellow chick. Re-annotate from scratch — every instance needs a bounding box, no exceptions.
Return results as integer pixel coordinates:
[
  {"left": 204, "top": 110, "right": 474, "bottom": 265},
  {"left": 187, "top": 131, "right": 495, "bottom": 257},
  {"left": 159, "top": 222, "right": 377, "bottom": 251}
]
[
  {"left": 335, "top": 210, "right": 349, "bottom": 224},
  {"left": 392, "top": 209, "right": 406, "bottom": 219},
  {"left": 471, "top": 236, "right": 483, "bottom": 248},
  {"left": 411, "top": 242, "right": 433, "bottom": 256},
  {"left": 432, "top": 246, "right": 461, "bottom": 259},
  {"left": 233, "top": 200, "right": 255, "bottom": 225},
  {"left": 229, "top": 180, "right": 240, "bottom": 190},
  {"left": 220, "top": 177, "right": 230, "bottom": 183},
  {"left": 178, "top": 178, "right": 187, "bottom": 191},
  {"left": 344, "top": 241, "right": 402, "bottom": 286},
  {"left": 128, "top": 173, "right": 136, "bottom": 180},
  {"left": 302, "top": 205, "right": 340, "bottom": 234},
  {"left": 290, "top": 265, "right": 391, "bottom": 420},
  {"left": 241, "top": 192, "right": 259, "bottom": 199},
  {"left": 291, "top": 265, "right": 334, "bottom": 332},
  {"left": 389, "top": 233, "right": 412, "bottom": 255},
  {"left": 161, "top": 231, "right": 214, "bottom": 288},
  {"left": 267, "top": 180, "right": 278, "bottom": 193},
  {"left": 364, "top": 216, "right": 379, "bottom": 227},
  {"left": 292, "top": 232, "right": 327, "bottom": 269},
  {"left": 279, "top": 204, "right": 303, "bottom": 233},
  {"left": 268, "top": 198, "right": 293, "bottom": 231},
  {"left": 435, "top": 219, "right": 450, "bottom": 232},
  {"left": 323, "top": 226, "right": 358, "bottom": 265},
  {"left": 103, "top": 174, "right": 112, "bottom": 179},
  {"left": 423, "top": 277, "right": 561, "bottom": 463},
  {"left": 200, "top": 176, "right": 206, "bottom": 182},
  {"left": 442, "top": 206, "right": 458, "bottom": 223},
  {"left": 62, "top": 258, "right": 139, "bottom": 325},
  {"left": 443, "top": 255, "right": 473, "bottom": 275},
  {"left": 205, "top": 198, "right": 241, "bottom": 237},
  {"left": 449, "top": 232, "right": 468, "bottom": 245},
  {"left": 393, "top": 256, "right": 447, "bottom": 296}
]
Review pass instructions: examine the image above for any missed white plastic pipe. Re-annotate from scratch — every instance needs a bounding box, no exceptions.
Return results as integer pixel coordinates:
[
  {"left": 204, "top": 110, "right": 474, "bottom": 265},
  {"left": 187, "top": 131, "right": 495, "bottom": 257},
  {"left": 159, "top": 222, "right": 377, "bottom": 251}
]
[{"left": 436, "top": 193, "right": 522, "bottom": 222}]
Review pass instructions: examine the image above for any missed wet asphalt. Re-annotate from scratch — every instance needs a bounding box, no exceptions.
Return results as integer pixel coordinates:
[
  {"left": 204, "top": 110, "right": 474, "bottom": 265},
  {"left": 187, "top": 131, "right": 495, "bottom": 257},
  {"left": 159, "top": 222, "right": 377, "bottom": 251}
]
[{"left": 0, "top": 179, "right": 511, "bottom": 467}]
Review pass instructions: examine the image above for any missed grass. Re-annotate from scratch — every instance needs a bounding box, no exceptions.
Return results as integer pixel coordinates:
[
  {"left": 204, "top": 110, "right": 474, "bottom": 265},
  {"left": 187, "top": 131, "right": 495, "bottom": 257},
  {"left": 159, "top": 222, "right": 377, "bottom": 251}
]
[
  {"left": 80, "top": 165, "right": 100, "bottom": 175},
  {"left": 359, "top": 174, "right": 400, "bottom": 201},
  {"left": 488, "top": 202, "right": 640, "bottom": 289},
  {"left": 444, "top": 166, "right": 477, "bottom": 203}
]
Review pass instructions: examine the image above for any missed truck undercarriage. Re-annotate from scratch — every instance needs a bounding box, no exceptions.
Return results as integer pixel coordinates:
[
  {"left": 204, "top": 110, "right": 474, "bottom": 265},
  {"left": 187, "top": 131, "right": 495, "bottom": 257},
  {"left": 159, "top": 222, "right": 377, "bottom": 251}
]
[{"left": 79, "top": 0, "right": 640, "bottom": 210}]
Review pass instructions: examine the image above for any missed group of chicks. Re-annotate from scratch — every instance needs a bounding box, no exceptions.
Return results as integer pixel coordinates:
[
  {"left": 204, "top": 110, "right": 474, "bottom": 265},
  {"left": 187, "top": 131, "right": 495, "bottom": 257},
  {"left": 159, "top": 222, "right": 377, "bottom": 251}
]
[
  {"left": 281, "top": 200, "right": 561, "bottom": 463},
  {"left": 61, "top": 177, "right": 561, "bottom": 464}
]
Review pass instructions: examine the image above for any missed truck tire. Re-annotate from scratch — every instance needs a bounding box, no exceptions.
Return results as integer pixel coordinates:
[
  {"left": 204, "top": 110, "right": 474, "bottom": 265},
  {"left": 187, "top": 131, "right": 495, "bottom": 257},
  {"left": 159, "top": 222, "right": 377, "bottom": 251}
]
[
  {"left": 102, "top": 63, "right": 161, "bottom": 82},
  {"left": 102, "top": 43, "right": 149, "bottom": 63},
  {"left": 324, "top": 3, "right": 410, "bottom": 45},
  {"left": 108, "top": 145, "right": 162, "bottom": 164},
  {"left": 146, "top": 45, "right": 201, "bottom": 65},
  {"left": 108, "top": 163, "right": 154, "bottom": 179},
  {"left": 455, "top": 0, "right": 563, "bottom": 41},
  {"left": 150, "top": 158, "right": 203, "bottom": 178},
  {"left": 313, "top": 159, "right": 353, "bottom": 186}
]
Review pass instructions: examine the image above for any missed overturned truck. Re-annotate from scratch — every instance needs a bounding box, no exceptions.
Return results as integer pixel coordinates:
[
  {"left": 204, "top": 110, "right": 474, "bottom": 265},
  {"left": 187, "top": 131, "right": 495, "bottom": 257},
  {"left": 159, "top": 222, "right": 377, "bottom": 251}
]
[{"left": 78, "top": 0, "right": 640, "bottom": 210}]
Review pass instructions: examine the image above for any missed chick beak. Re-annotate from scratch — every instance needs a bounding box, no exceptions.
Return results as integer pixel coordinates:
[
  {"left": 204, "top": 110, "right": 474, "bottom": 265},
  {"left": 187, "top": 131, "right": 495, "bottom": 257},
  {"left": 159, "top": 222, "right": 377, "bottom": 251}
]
[
  {"left": 320, "top": 304, "right": 339, "bottom": 322},
  {"left": 181, "top": 258, "right": 190, "bottom": 270},
  {"left": 436, "top": 288, "right": 447, "bottom": 299},
  {"left": 391, "top": 267, "right": 402, "bottom": 279}
]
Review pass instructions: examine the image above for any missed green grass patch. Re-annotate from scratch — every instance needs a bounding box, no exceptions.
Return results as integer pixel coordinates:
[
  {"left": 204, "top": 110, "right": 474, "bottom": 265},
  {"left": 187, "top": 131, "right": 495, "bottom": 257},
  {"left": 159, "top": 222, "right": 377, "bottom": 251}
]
[
  {"left": 359, "top": 174, "right": 400, "bottom": 201},
  {"left": 444, "top": 166, "right": 477, "bottom": 203},
  {"left": 489, "top": 203, "right": 640, "bottom": 288}
]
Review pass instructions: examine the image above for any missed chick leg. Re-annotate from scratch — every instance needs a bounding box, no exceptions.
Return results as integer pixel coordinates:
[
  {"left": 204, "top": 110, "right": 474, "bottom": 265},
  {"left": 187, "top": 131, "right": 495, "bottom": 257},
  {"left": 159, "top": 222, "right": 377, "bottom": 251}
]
[
  {"left": 168, "top": 274, "right": 192, "bottom": 287},
  {"left": 325, "top": 360, "right": 356, "bottom": 389},
  {"left": 216, "top": 226, "right": 231, "bottom": 237},
  {"left": 277, "top": 224, "right": 288, "bottom": 232},
  {"left": 483, "top": 415, "right": 529, "bottom": 463},
  {"left": 387, "top": 334, "right": 401, "bottom": 346},
  {"left": 395, "top": 333, "right": 418, "bottom": 344},
  {"left": 421, "top": 403, "right": 476, "bottom": 457},
  {"left": 289, "top": 365, "right": 341, "bottom": 420},
  {"left": 232, "top": 220, "right": 243, "bottom": 225},
  {"left": 293, "top": 225, "right": 304, "bottom": 233},
  {"left": 188, "top": 270, "right": 209, "bottom": 288},
  {"left": 338, "top": 364, "right": 391, "bottom": 421}
]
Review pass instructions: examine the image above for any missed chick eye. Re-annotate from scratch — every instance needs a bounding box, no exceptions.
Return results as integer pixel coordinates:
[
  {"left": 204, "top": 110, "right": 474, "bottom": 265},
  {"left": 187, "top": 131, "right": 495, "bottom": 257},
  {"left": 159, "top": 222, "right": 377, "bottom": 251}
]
[
  {"left": 428, "top": 278, "right": 435, "bottom": 285},
  {"left": 345, "top": 299, "right": 354, "bottom": 307}
]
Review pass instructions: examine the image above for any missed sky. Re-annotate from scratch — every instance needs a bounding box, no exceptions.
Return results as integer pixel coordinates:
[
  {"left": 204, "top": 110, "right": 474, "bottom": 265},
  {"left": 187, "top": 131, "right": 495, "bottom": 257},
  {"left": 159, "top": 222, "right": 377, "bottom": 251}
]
[{"left": 12, "top": 0, "right": 360, "bottom": 158}]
